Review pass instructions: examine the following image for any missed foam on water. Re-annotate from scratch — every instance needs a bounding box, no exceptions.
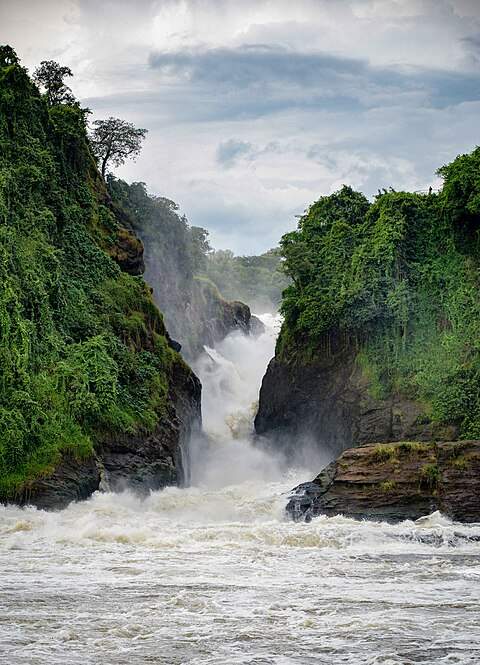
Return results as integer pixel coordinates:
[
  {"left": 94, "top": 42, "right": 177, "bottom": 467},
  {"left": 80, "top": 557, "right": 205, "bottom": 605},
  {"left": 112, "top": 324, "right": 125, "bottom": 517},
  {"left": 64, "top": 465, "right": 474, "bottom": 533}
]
[{"left": 1, "top": 314, "right": 480, "bottom": 664}]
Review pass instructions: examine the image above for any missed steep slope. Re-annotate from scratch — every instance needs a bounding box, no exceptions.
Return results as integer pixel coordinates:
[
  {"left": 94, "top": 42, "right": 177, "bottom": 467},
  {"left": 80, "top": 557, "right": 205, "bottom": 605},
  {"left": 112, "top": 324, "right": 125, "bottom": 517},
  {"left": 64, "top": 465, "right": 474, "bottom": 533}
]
[
  {"left": 256, "top": 148, "right": 480, "bottom": 470},
  {"left": 107, "top": 178, "right": 261, "bottom": 360},
  {"left": 0, "top": 48, "right": 200, "bottom": 508}
]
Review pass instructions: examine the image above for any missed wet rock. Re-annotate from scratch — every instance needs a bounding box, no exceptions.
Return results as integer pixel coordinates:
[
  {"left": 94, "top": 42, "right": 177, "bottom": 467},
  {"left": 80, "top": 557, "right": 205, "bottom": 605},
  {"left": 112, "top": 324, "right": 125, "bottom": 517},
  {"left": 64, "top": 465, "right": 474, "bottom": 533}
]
[
  {"left": 255, "top": 345, "right": 455, "bottom": 462},
  {"left": 167, "top": 336, "right": 182, "bottom": 353},
  {"left": 14, "top": 455, "right": 101, "bottom": 511},
  {"left": 286, "top": 441, "right": 480, "bottom": 523},
  {"left": 108, "top": 226, "right": 145, "bottom": 275},
  {"left": 149, "top": 273, "right": 260, "bottom": 360},
  {"left": 249, "top": 315, "right": 266, "bottom": 337}
]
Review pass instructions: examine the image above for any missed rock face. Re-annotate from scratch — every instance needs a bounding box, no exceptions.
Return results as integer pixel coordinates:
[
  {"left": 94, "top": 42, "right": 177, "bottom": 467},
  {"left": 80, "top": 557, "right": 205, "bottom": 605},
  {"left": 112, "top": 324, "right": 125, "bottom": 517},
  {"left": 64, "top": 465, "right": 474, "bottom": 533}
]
[
  {"left": 108, "top": 226, "right": 145, "bottom": 276},
  {"left": 152, "top": 275, "right": 263, "bottom": 360},
  {"left": 15, "top": 360, "right": 201, "bottom": 510},
  {"left": 286, "top": 441, "right": 480, "bottom": 523},
  {"left": 255, "top": 346, "right": 455, "bottom": 462}
]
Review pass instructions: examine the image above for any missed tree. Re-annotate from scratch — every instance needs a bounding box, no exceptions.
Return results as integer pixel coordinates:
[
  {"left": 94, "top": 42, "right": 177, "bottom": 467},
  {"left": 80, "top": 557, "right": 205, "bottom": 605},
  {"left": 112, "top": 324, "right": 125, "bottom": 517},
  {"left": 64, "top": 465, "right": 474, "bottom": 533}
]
[
  {"left": 0, "top": 45, "right": 19, "bottom": 68},
  {"left": 33, "top": 60, "right": 75, "bottom": 106},
  {"left": 90, "top": 117, "right": 147, "bottom": 178}
]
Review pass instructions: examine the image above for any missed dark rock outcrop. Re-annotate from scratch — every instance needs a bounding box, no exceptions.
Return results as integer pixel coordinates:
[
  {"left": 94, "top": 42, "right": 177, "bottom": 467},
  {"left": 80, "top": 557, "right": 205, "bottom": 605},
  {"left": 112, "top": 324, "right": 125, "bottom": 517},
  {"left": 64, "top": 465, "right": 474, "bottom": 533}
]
[
  {"left": 286, "top": 440, "right": 480, "bottom": 523},
  {"left": 255, "top": 346, "right": 456, "bottom": 463},
  {"left": 13, "top": 455, "right": 102, "bottom": 511},
  {"left": 108, "top": 226, "right": 145, "bottom": 275},
  {"left": 14, "top": 361, "right": 201, "bottom": 510},
  {"left": 250, "top": 315, "right": 266, "bottom": 336}
]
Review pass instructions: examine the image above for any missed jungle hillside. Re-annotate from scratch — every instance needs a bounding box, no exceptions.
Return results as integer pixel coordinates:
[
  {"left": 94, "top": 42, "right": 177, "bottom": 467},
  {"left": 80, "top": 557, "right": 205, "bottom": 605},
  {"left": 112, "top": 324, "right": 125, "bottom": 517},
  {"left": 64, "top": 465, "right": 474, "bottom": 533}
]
[{"left": 277, "top": 146, "right": 480, "bottom": 439}]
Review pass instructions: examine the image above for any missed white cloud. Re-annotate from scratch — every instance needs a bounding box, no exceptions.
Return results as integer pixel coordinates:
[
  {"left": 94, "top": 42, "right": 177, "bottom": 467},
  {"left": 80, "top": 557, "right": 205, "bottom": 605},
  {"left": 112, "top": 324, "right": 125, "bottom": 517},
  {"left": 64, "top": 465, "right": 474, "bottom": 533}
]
[{"left": 1, "top": 0, "right": 479, "bottom": 253}]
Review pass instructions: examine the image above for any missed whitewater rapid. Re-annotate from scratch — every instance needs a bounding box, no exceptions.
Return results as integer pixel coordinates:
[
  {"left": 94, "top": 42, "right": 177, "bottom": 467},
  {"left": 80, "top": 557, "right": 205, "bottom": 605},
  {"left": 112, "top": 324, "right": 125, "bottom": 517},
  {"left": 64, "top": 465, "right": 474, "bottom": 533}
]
[{"left": 1, "top": 314, "right": 480, "bottom": 664}]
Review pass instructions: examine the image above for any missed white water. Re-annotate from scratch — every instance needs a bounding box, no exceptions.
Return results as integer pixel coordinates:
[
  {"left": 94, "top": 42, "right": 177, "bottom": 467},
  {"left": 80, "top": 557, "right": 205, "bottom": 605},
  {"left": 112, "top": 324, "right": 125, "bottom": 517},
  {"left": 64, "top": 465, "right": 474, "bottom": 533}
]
[{"left": 1, "top": 315, "right": 480, "bottom": 664}]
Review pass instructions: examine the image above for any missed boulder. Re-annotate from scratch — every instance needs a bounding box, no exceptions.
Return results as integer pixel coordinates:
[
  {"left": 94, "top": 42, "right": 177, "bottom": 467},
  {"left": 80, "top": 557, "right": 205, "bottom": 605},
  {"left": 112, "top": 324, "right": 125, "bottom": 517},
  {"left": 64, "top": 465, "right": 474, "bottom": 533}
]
[{"left": 286, "top": 440, "right": 480, "bottom": 523}]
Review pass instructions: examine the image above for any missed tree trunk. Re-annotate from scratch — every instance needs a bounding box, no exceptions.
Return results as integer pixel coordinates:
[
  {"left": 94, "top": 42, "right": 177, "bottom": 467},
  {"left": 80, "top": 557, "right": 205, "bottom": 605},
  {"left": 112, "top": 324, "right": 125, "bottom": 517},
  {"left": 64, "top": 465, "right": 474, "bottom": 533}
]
[
  {"left": 101, "top": 143, "right": 112, "bottom": 180},
  {"left": 101, "top": 155, "right": 108, "bottom": 179}
]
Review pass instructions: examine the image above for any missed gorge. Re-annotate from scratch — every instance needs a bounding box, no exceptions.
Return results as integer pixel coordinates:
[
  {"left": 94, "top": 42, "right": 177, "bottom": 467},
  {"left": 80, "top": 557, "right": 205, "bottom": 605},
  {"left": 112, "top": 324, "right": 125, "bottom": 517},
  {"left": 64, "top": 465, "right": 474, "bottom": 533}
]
[{"left": 1, "top": 42, "right": 480, "bottom": 665}]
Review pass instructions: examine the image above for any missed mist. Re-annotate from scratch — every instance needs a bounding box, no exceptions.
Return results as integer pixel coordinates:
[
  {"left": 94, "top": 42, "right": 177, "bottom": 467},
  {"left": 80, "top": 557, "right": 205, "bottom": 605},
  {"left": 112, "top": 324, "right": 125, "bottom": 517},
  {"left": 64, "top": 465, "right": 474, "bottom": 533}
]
[
  {"left": 189, "top": 313, "right": 284, "bottom": 487},
  {"left": 187, "top": 312, "right": 330, "bottom": 490}
]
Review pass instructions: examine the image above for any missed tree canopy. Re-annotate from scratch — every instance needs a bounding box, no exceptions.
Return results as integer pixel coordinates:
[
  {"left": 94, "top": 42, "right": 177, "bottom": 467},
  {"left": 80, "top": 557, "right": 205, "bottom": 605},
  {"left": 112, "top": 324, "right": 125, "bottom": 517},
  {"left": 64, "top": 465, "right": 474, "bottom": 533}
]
[
  {"left": 90, "top": 117, "right": 147, "bottom": 178},
  {"left": 33, "top": 60, "right": 75, "bottom": 106},
  {"left": 0, "top": 45, "right": 19, "bottom": 68},
  {"left": 277, "top": 147, "right": 480, "bottom": 438}
]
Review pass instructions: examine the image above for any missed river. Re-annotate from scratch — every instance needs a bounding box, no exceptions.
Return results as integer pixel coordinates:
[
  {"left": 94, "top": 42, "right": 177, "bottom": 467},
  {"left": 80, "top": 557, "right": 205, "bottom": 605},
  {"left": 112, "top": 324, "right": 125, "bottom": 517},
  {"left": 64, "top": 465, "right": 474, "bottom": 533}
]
[{"left": 1, "top": 315, "right": 479, "bottom": 664}]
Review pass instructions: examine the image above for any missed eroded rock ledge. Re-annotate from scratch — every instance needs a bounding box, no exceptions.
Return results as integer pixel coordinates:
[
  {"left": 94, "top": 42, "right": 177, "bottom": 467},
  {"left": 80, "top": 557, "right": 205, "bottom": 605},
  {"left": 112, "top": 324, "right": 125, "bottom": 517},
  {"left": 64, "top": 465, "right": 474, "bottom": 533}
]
[{"left": 287, "top": 441, "right": 480, "bottom": 523}]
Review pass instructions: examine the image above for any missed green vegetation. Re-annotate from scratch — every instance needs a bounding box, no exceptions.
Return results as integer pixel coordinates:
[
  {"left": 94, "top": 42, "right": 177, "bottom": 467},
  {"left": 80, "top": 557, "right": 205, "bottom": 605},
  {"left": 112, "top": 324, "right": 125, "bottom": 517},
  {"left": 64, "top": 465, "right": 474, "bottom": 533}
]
[
  {"left": 419, "top": 463, "right": 440, "bottom": 489},
  {"left": 372, "top": 442, "right": 429, "bottom": 465},
  {"left": 206, "top": 248, "right": 290, "bottom": 311},
  {"left": 107, "top": 177, "right": 208, "bottom": 289},
  {"left": 0, "top": 47, "right": 181, "bottom": 497},
  {"left": 379, "top": 480, "right": 396, "bottom": 493},
  {"left": 372, "top": 444, "right": 398, "bottom": 463},
  {"left": 278, "top": 147, "right": 480, "bottom": 438},
  {"left": 106, "top": 177, "right": 220, "bottom": 357},
  {"left": 396, "top": 441, "right": 424, "bottom": 456},
  {"left": 452, "top": 455, "right": 469, "bottom": 470}
]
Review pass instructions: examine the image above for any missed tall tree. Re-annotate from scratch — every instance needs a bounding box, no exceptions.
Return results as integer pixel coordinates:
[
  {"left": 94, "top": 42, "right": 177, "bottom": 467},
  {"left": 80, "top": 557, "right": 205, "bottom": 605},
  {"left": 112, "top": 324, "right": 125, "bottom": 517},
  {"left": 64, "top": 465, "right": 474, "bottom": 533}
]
[
  {"left": 90, "top": 117, "right": 147, "bottom": 178},
  {"left": 33, "top": 60, "right": 75, "bottom": 106}
]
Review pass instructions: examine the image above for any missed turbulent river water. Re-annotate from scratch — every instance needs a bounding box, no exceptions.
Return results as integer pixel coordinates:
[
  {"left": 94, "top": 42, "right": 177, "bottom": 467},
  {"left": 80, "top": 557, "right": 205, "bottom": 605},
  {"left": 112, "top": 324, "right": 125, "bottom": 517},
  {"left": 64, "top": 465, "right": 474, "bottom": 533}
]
[{"left": 1, "top": 315, "right": 480, "bottom": 665}]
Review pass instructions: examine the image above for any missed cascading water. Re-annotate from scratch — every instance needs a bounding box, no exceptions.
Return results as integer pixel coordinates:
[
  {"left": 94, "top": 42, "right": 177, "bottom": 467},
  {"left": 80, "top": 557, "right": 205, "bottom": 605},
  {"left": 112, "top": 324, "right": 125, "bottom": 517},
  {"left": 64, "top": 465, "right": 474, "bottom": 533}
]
[
  {"left": 189, "top": 313, "right": 290, "bottom": 489},
  {"left": 1, "top": 315, "right": 480, "bottom": 664}
]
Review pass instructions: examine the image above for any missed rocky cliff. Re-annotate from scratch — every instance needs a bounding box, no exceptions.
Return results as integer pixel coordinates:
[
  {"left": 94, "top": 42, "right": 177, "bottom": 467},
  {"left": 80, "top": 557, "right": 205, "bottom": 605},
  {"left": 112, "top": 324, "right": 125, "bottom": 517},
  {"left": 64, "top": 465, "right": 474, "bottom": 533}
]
[
  {"left": 286, "top": 440, "right": 480, "bottom": 523},
  {"left": 173, "top": 277, "right": 262, "bottom": 359},
  {"left": 255, "top": 342, "right": 455, "bottom": 463},
  {"left": 15, "top": 357, "right": 201, "bottom": 510},
  {"left": 0, "top": 48, "right": 201, "bottom": 509},
  {"left": 256, "top": 152, "right": 480, "bottom": 522},
  {"left": 107, "top": 178, "right": 264, "bottom": 361}
]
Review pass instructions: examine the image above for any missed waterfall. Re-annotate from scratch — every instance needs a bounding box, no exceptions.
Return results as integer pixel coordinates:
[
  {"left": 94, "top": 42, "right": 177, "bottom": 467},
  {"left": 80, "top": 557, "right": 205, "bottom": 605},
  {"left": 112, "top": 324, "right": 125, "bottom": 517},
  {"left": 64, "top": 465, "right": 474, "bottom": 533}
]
[{"left": 189, "top": 313, "right": 283, "bottom": 488}]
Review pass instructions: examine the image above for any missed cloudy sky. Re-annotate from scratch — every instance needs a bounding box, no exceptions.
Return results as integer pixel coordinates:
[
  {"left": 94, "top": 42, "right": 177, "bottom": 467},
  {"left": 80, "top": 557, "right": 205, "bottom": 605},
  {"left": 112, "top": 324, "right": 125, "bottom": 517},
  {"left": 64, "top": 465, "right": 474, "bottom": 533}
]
[{"left": 2, "top": 0, "right": 480, "bottom": 253}]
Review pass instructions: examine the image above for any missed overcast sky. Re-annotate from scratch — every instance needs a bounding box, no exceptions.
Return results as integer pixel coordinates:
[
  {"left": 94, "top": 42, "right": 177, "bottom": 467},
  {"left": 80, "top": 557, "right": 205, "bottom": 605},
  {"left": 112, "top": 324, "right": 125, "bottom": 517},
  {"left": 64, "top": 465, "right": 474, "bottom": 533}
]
[{"left": 2, "top": 0, "right": 480, "bottom": 253}]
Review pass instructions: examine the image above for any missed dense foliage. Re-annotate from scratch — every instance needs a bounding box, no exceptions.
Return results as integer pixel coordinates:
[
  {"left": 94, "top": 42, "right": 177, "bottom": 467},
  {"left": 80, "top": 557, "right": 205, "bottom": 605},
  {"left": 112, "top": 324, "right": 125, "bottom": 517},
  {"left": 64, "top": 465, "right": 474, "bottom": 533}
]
[
  {"left": 279, "top": 148, "right": 480, "bottom": 438},
  {"left": 107, "top": 177, "right": 208, "bottom": 283},
  {"left": 206, "top": 248, "right": 289, "bottom": 312},
  {"left": 106, "top": 177, "right": 214, "bottom": 356},
  {"left": 0, "top": 48, "right": 181, "bottom": 496}
]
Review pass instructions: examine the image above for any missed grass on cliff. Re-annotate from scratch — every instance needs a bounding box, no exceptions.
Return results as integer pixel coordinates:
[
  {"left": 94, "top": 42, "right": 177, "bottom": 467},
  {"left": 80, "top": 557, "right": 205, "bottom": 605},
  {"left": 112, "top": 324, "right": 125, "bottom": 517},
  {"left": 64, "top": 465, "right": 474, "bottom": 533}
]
[
  {"left": 0, "top": 48, "right": 180, "bottom": 497},
  {"left": 278, "top": 146, "right": 480, "bottom": 439}
]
